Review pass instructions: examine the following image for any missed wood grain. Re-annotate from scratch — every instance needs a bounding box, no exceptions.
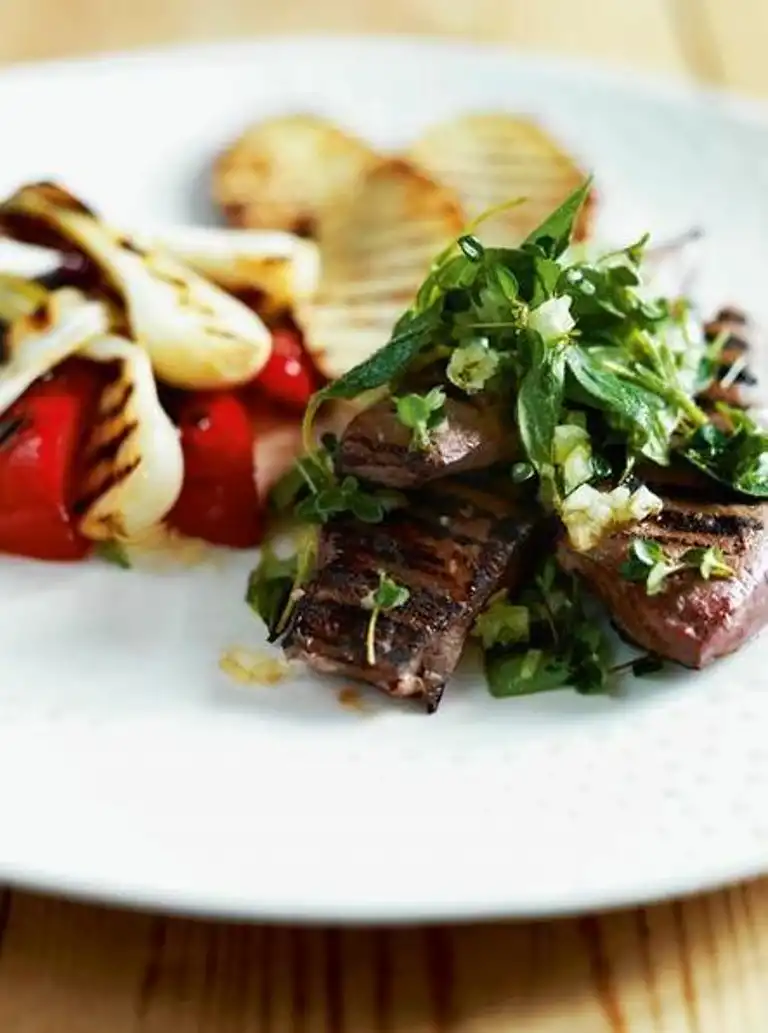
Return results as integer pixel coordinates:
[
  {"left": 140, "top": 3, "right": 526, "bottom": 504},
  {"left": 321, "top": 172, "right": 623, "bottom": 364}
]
[
  {"left": 0, "top": 887, "right": 766, "bottom": 1032},
  {"left": 0, "top": 1, "right": 767, "bottom": 1031}
]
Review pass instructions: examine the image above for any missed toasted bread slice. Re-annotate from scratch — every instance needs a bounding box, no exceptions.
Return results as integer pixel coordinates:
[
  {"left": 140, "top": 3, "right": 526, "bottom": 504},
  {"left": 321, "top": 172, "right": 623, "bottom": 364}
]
[
  {"left": 213, "top": 114, "right": 379, "bottom": 237},
  {"left": 296, "top": 158, "right": 465, "bottom": 379},
  {"left": 408, "top": 113, "right": 595, "bottom": 246}
]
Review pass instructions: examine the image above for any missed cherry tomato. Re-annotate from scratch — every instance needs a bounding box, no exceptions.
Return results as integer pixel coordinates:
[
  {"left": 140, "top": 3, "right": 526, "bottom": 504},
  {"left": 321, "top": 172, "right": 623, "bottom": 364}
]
[
  {"left": 168, "top": 390, "right": 264, "bottom": 549},
  {"left": 252, "top": 326, "right": 319, "bottom": 411},
  {"left": 0, "top": 359, "right": 105, "bottom": 561}
]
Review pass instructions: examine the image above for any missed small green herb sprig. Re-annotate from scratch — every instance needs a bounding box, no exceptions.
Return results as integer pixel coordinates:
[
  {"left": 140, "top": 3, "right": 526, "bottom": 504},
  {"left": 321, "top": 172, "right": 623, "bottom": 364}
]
[
  {"left": 361, "top": 571, "right": 411, "bottom": 666},
  {"left": 270, "top": 436, "right": 405, "bottom": 525},
  {"left": 393, "top": 387, "right": 446, "bottom": 450},
  {"left": 620, "top": 538, "right": 734, "bottom": 596}
]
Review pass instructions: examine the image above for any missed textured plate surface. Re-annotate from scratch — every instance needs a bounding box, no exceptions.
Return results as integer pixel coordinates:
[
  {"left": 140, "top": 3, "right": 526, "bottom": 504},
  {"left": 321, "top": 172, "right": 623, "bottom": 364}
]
[{"left": 0, "top": 37, "right": 767, "bottom": 921}]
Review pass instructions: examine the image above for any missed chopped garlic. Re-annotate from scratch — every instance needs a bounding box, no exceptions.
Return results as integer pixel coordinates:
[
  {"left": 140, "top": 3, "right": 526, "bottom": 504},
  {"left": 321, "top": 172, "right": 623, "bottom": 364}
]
[
  {"left": 561, "top": 483, "right": 662, "bottom": 552},
  {"left": 528, "top": 295, "right": 574, "bottom": 342},
  {"left": 446, "top": 339, "right": 500, "bottom": 394},
  {"left": 219, "top": 647, "right": 290, "bottom": 686},
  {"left": 553, "top": 422, "right": 593, "bottom": 493}
]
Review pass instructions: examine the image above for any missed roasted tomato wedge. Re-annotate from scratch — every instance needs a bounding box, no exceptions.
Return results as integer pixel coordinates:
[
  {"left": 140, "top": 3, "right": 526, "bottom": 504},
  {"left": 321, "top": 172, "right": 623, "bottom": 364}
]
[
  {"left": 168, "top": 390, "right": 264, "bottom": 548},
  {"left": 251, "top": 325, "right": 319, "bottom": 412},
  {"left": 0, "top": 359, "right": 105, "bottom": 561}
]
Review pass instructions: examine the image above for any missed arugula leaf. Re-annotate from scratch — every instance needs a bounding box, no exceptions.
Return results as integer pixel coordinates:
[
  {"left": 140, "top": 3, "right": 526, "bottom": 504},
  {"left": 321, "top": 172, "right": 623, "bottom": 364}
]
[
  {"left": 393, "top": 387, "right": 446, "bottom": 449},
  {"left": 678, "top": 407, "right": 768, "bottom": 499},
  {"left": 478, "top": 557, "right": 615, "bottom": 699},
  {"left": 246, "top": 530, "right": 320, "bottom": 640},
  {"left": 516, "top": 339, "right": 566, "bottom": 492},
  {"left": 246, "top": 547, "right": 297, "bottom": 639},
  {"left": 361, "top": 571, "right": 411, "bottom": 665},
  {"left": 95, "top": 540, "right": 131, "bottom": 569},
  {"left": 523, "top": 178, "right": 593, "bottom": 259},
  {"left": 565, "top": 347, "right": 672, "bottom": 463},
  {"left": 486, "top": 649, "right": 572, "bottom": 698}
]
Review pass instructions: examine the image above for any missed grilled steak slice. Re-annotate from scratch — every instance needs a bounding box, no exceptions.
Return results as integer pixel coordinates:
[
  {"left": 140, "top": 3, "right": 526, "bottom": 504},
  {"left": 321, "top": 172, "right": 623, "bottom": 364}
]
[
  {"left": 336, "top": 395, "right": 516, "bottom": 489},
  {"left": 558, "top": 482, "right": 768, "bottom": 668},
  {"left": 283, "top": 480, "right": 544, "bottom": 710},
  {"left": 699, "top": 307, "right": 761, "bottom": 411}
]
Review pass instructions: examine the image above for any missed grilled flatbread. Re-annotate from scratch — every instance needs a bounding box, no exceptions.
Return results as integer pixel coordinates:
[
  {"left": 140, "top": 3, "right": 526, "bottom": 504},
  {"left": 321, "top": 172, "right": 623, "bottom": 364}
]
[
  {"left": 409, "top": 113, "right": 595, "bottom": 246},
  {"left": 213, "top": 114, "right": 379, "bottom": 237},
  {"left": 296, "top": 158, "right": 465, "bottom": 379}
]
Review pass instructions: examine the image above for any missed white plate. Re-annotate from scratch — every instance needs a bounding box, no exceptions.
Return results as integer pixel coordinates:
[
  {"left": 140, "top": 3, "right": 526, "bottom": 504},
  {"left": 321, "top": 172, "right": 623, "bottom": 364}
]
[{"left": 1, "top": 37, "right": 768, "bottom": 923}]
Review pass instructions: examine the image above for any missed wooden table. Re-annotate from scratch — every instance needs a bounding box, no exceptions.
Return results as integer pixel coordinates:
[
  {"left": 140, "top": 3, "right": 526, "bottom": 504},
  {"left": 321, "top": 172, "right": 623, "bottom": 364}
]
[{"left": 1, "top": 1, "right": 767, "bottom": 1030}]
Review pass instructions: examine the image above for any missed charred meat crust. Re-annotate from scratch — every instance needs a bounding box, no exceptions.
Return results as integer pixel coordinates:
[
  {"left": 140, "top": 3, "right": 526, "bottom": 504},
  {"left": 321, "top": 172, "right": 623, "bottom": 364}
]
[
  {"left": 336, "top": 395, "right": 517, "bottom": 489},
  {"left": 558, "top": 489, "right": 768, "bottom": 668},
  {"left": 700, "top": 306, "right": 760, "bottom": 410},
  {"left": 283, "top": 481, "right": 546, "bottom": 710}
]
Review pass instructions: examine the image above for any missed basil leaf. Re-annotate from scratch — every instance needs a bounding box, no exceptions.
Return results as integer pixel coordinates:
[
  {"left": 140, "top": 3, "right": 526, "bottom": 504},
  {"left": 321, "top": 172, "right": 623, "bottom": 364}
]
[
  {"left": 516, "top": 341, "right": 566, "bottom": 477},
  {"left": 523, "top": 179, "right": 593, "bottom": 259}
]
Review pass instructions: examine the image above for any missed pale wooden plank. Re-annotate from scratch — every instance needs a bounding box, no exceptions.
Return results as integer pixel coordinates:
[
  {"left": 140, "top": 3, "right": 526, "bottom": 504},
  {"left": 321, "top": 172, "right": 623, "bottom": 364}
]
[
  {"left": 698, "top": 0, "right": 768, "bottom": 95},
  {"left": 0, "top": 0, "right": 685, "bottom": 78},
  {"left": 0, "top": 887, "right": 765, "bottom": 1031}
]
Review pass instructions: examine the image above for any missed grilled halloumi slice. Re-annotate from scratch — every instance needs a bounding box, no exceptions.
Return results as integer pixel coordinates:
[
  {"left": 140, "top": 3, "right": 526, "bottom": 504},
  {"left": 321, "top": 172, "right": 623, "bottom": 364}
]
[
  {"left": 213, "top": 113, "right": 379, "bottom": 236},
  {"left": 142, "top": 225, "right": 320, "bottom": 317},
  {"left": 0, "top": 182, "right": 272, "bottom": 390},
  {"left": 76, "top": 335, "right": 184, "bottom": 541},
  {"left": 408, "top": 113, "right": 594, "bottom": 246},
  {"left": 296, "top": 158, "right": 465, "bottom": 379},
  {"left": 0, "top": 285, "right": 109, "bottom": 415}
]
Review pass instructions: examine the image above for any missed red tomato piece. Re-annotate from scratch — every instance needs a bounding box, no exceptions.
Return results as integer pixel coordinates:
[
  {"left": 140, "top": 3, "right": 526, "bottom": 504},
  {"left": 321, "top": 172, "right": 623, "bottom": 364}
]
[
  {"left": 169, "top": 390, "right": 264, "bottom": 549},
  {"left": 251, "top": 326, "right": 319, "bottom": 412},
  {"left": 0, "top": 359, "right": 105, "bottom": 561}
]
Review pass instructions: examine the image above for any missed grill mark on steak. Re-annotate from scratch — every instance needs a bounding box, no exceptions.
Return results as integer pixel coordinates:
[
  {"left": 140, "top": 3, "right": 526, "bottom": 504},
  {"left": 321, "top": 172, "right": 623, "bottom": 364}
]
[
  {"left": 336, "top": 395, "right": 517, "bottom": 489},
  {"left": 651, "top": 504, "right": 762, "bottom": 539},
  {"left": 283, "top": 480, "right": 546, "bottom": 710}
]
